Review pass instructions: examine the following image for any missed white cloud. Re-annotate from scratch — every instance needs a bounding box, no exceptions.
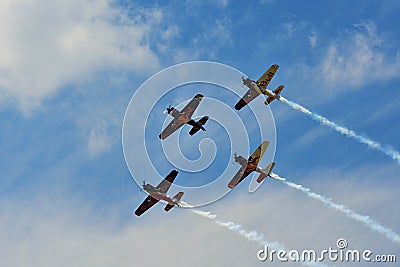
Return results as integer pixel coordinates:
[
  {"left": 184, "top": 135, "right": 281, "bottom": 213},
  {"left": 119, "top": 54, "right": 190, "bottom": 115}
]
[
  {"left": 1, "top": 163, "right": 398, "bottom": 267},
  {"left": 217, "top": 0, "right": 229, "bottom": 8},
  {"left": 0, "top": 0, "right": 161, "bottom": 113},
  {"left": 171, "top": 19, "right": 233, "bottom": 62},
  {"left": 88, "top": 129, "right": 111, "bottom": 157},
  {"left": 309, "top": 31, "right": 317, "bottom": 49},
  {"left": 319, "top": 22, "right": 400, "bottom": 90}
]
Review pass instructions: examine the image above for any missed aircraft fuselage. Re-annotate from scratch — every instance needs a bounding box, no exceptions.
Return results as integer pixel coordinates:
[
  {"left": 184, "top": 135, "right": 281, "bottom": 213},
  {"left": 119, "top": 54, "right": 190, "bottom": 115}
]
[
  {"left": 143, "top": 185, "right": 180, "bottom": 206},
  {"left": 168, "top": 107, "right": 192, "bottom": 125},
  {"left": 235, "top": 154, "right": 267, "bottom": 175},
  {"left": 243, "top": 78, "right": 280, "bottom": 100},
  {"left": 243, "top": 78, "right": 263, "bottom": 95}
]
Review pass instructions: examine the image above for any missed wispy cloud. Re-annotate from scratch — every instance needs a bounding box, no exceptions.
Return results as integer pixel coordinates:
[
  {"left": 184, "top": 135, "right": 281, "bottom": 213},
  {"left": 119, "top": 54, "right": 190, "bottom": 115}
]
[
  {"left": 318, "top": 22, "right": 400, "bottom": 90},
  {"left": 87, "top": 129, "right": 111, "bottom": 157},
  {"left": 172, "top": 18, "right": 233, "bottom": 62},
  {"left": 309, "top": 31, "right": 317, "bottom": 49},
  {"left": 0, "top": 0, "right": 161, "bottom": 113}
]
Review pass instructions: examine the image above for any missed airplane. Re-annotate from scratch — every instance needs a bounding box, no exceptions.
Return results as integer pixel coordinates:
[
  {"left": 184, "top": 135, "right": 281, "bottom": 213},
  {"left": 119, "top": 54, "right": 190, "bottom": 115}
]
[
  {"left": 135, "top": 170, "right": 184, "bottom": 216},
  {"left": 235, "top": 64, "right": 285, "bottom": 110},
  {"left": 228, "top": 141, "right": 277, "bottom": 189},
  {"left": 159, "top": 94, "right": 209, "bottom": 140}
]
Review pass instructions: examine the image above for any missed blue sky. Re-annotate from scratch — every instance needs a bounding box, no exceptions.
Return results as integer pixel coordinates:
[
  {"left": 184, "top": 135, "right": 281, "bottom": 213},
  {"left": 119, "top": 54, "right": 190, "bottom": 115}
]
[{"left": 1, "top": 0, "right": 399, "bottom": 266}]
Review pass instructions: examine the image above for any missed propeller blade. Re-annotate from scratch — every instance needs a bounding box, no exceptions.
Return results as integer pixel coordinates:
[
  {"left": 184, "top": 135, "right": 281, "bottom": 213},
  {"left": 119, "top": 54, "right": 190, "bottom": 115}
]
[
  {"left": 231, "top": 152, "right": 238, "bottom": 165},
  {"left": 163, "top": 102, "right": 173, "bottom": 114}
]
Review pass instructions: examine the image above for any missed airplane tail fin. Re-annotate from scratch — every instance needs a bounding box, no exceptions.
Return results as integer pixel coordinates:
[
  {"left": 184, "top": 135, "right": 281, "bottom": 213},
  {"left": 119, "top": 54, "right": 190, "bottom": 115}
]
[
  {"left": 265, "top": 85, "right": 284, "bottom": 105},
  {"left": 256, "top": 162, "right": 276, "bottom": 183},
  {"left": 189, "top": 116, "right": 209, "bottom": 135},
  {"left": 164, "top": 192, "right": 184, "bottom": 212}
]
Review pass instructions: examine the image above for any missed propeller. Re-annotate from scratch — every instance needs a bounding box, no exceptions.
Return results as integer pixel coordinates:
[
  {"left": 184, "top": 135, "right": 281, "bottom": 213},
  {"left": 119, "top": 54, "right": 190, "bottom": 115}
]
[
  {"left": 163, "top": 102, "right": 173, "bottom": 114},
  {"left": 240, "top": 76, "right": 246, "bottom": 89},
  {"left": 231, "top": 152, "right": 238, "bottom": 166},
  {"left": 137, "top": 180, "right": 145, "bottom": 193}
]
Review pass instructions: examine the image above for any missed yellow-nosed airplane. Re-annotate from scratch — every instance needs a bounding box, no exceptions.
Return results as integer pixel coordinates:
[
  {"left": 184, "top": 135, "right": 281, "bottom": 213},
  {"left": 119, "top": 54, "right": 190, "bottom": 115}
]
[
  {"left": 228, "top": 141, "right": 278, "bottom": 189},
  {"left": 235, "top": 64, "right": 284, "bottom": 110}
]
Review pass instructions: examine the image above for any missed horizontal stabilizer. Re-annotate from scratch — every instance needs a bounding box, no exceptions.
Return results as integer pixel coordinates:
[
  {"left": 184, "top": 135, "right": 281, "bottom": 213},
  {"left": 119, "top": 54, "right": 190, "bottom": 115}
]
[
  {"left": 173, "top": 192, "right": 184, "bottom": 201},
  {"left": 265, "top": 97, "right": 274, "bottom": 105},
  {"left": 256, "top": 162, "right": 276, "bottom": 183},
  {"left": 164, "top": 204, "right": 174, "bottom": 212},
  {"left": 273, "top": 85, "right": 284, "bottom": 95},
  {"left": 198, "top": 116, "right": 209, "bottom": 126},
  {"left": 264, "top": 86, "right": 284, "bottom": 105},
  {"left": 256, "top": 173, "right": 267, "bottom": 183},
  {"left": 164, "top": 192, "right": 184, "bottom": 212},
  {"left": 189, "top": 116, "right": 208, "bottom": 135}
]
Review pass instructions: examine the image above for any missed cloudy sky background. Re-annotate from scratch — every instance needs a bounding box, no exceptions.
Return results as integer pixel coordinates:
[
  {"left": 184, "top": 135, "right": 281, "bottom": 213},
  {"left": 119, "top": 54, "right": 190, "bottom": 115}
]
[{"left": 1, "top": 0, "right": 399, "bottom": 266}]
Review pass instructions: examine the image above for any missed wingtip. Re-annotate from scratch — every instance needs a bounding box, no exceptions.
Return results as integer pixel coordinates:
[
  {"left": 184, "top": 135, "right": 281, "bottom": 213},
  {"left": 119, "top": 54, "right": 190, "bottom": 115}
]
[
  {"left": 261, "top": 140, "right": 270, "bottom": 147},
  {"left": 195, "top": 93, "right": 204, "bottom": 98}
]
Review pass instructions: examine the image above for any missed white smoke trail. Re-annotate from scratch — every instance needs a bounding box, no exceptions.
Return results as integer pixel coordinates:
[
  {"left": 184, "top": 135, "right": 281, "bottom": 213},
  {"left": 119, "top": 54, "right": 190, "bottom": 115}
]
[
  {"left": 270, "top": 173, "right": 400, "bottom": 245},
  {"left": 279, "top": 97, "right": 400, "bottom": 165},
  {"left": 191, "top": 209, "right": 328, "bottom": 267},
  {"left": 192, "top": 209, "right": 285, "bottom": 249}
]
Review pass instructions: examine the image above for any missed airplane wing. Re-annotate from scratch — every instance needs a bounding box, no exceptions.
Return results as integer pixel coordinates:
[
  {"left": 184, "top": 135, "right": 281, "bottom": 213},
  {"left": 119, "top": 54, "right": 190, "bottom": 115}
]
[
  {"left": 180, "top": 94, "right": 204, "bottom": 119},
  {"left": 256, "top": 64, "right": 279, "bottom": 89},
  {"left": 135, "top": 195, "right": 159, "bottom": 216},
  {"left": 156, "top": 170, "right": 179, "bottom": 193},
  {"left": 234, "top": 87, "right": 260, "bottom": 110},
  {"left": 247, "top": 141, "right": 269, "bottom": 166},
  {"left": 159, "top": 118, "right": 186, "bottom": 140},
  {"left": 228, "top": 167, "right": 254, "bottom": 189}
]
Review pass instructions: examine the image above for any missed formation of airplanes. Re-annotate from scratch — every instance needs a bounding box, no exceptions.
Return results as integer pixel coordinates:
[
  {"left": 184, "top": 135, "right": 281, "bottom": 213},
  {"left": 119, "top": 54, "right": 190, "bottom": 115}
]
[{"left": 135, "top": 64, "right": 285, "bottom": 216}]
